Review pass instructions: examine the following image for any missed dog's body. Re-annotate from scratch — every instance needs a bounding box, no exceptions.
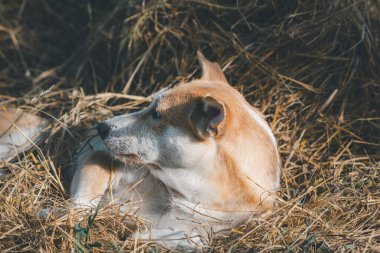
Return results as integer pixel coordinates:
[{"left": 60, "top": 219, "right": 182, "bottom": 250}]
[
  {"left": 71, "top": 53, "right": 280, "bottom": 249},
  {"left": 0, "top": 108, "right": 48, "bottom": 161}
]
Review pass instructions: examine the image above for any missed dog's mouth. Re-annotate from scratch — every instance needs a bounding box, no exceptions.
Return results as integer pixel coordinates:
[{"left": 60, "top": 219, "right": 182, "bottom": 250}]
[
  {"left": 109, "top": 151, "right": 161, "bottom": 170},
  {"left": 124, "top": 153, "right": 139, "bottom": 160},
  {"left": 112, "top": 153, "right": 141, "bottom": 164}
]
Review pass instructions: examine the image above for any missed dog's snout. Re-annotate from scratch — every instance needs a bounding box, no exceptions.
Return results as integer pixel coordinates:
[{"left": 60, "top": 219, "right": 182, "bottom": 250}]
[{"left": 97, "top": 122, "right": 111, "bottom": 139}]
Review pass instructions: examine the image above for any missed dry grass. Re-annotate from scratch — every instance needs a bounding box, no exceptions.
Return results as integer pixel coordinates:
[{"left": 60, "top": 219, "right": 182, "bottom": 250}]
[{"left": 0, "top": 0, "right": 379, "bottom": 252}]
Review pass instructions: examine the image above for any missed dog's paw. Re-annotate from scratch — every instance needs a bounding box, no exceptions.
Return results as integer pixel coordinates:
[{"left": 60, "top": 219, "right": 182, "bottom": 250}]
[{"left": 38, "top": 207, "right": 67, "bottom": 219}]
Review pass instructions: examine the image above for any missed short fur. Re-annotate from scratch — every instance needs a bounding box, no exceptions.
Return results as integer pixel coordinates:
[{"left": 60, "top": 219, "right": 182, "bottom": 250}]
[
  {"left": 0, "top": 108, "right": 48, "bottom": 161},
  {"left": 71, "top": 53, "right": 280, "bottom": 250}
]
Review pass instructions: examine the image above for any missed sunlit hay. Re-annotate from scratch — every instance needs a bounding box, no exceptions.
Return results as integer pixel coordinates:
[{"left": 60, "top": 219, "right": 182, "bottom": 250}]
[{"left": 0, "top": 0, "right": 379, "bottom": 252}]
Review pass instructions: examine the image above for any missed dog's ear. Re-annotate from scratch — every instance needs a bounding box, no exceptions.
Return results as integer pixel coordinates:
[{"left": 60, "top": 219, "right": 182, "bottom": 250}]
[
  {"left": 197, "top": 51, "right": 228, "bottom": 83},
  {"left": 188, "top": 95, "right": 226, "bottom": 139}
]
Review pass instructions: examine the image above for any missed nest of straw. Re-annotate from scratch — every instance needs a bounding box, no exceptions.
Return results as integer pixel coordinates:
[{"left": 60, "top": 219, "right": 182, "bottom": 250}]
[{"left": 0, "top": 0, "right": 379, "bottom": 252}]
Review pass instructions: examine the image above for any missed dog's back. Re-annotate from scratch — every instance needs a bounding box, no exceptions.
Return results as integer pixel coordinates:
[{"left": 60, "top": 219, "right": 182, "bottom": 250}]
[{"left": 0, "top": 109, "right": 48, "bottom": 161}]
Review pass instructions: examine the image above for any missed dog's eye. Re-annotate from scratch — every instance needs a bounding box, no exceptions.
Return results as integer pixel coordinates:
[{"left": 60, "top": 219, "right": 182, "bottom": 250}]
[{"left": 151, "top": 108, "right": 161, "bottom": 120}]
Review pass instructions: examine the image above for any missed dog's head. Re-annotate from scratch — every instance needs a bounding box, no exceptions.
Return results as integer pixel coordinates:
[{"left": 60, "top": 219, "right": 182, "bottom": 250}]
[
  {"left": 98, "top": 52, "right": 232, "bottom": 167},
  {"left": 98, "top": 52, "right": 280, "bottom": 211}
]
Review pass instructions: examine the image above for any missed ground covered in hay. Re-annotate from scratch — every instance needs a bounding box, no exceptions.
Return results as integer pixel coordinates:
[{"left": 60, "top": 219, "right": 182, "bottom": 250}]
[{"left": 0, "top": 0, "right": 379, "bottom": 252}]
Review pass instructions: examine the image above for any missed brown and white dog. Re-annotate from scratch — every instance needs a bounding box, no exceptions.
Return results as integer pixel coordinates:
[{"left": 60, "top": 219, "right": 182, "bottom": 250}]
[{"left": 71, "top": 52, "right": 280, "bottom": 250}]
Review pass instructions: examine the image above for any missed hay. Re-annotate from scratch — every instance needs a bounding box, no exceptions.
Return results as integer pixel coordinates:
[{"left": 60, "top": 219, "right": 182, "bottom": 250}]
[{"left": 0, "top": 0, "right": 379, "bottom": 252}]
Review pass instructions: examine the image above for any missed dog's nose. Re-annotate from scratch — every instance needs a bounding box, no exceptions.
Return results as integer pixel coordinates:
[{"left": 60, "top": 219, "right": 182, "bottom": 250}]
[{"left": 97, "top": 122, "right": 111, "bottom": 139}]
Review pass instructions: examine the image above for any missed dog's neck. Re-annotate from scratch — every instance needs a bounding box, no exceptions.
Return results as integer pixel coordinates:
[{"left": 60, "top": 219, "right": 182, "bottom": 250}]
[
  {"left": 150, "top": 101, "right": 278, "bottom": 216},
  {"left": 152, "top": 139, "right": 272, "bottom": 214}
]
